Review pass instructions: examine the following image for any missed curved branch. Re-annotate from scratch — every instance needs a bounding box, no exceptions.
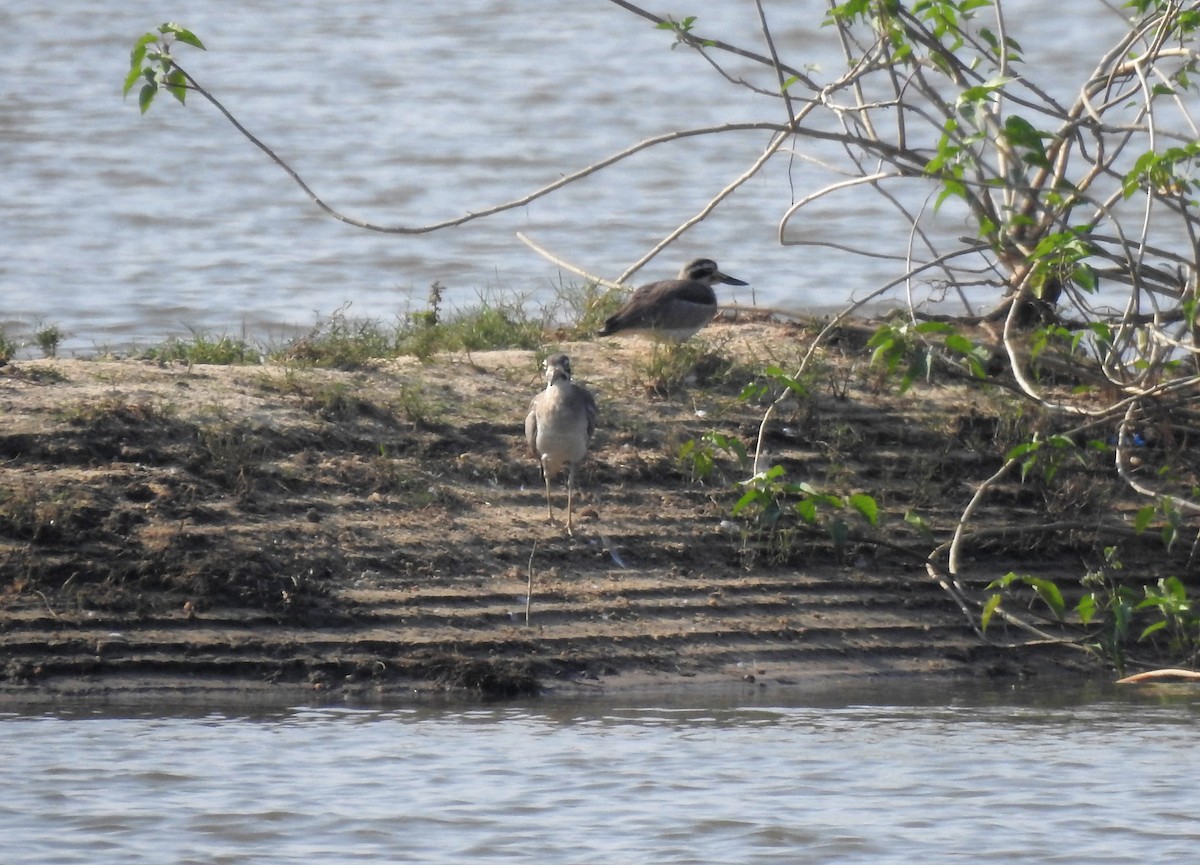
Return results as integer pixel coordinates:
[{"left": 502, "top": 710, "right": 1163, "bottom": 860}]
[
  {"left": 173, "top": 62, "right": 787, "bottom": 237},
  {"left": 515, "top": 232, "right": 621, "bottom": 289},
  {"left": 778, "top": 171, "right": 896, "bottom": 242},
  {"left": 614, "top": 128, "right": 794, "bottom": 285}
]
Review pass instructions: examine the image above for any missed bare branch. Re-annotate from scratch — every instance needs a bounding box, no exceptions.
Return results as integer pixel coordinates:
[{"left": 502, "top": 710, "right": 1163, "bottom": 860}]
[{"left": 173, "top": 62, "right": 787, "bottom": 238}]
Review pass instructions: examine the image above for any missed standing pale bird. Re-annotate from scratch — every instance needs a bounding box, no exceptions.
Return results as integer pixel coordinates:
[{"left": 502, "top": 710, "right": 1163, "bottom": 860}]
[
  {"left": 597, "top": 258, "right": 748, "bottom": 342},
  {"left": 525, "top": 353, "right": 598, "bottom": 535}
]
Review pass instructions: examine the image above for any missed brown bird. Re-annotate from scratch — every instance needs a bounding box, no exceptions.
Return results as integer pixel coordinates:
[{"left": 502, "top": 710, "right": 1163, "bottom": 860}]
[
  {"left": 598, "top": 258, "right": 748, "bottom": 342},
  {"left": 525, "top": 353, "right": 598, "bottom": 534}
]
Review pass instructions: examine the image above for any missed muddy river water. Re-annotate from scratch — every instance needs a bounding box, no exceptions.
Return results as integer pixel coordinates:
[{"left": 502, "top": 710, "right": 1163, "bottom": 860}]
[
  {"left": 2, "top": 1, "right": 1136, "bottom": 354},
  {"left": 3, "top": 679, "right": 1198, "bottom": 863}
]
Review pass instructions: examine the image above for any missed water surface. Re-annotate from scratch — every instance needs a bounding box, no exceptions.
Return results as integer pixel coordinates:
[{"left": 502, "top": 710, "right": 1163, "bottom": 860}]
[
  {"left": 1, "top": 1, "right": 1138, "bottom": 353},
  {"left": 2, "top": 680, "right": 1197, "bottom": 863}
]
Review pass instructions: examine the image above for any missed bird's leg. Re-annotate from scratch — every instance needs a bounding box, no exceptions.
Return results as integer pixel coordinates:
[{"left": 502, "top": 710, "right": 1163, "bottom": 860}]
[
  {"left": 565, "top": 466, "right": 575, "bottom": 536},
  {"left": 541, "top": 462, "right": 555, "bottom": 523}
]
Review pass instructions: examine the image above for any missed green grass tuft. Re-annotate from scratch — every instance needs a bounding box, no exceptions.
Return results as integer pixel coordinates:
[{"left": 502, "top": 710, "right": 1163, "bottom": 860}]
[
  {"left": 0, "top": 328, "right": 16, "bottom": 366},
  {"left": 140, "top": 328, "right": 262, "bottom": 366}
]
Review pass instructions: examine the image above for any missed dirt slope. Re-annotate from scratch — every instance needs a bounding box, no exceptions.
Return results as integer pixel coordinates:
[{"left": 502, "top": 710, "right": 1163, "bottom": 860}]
[{"left": 0, "top": 318, "right": 1106, "bottom": 701}]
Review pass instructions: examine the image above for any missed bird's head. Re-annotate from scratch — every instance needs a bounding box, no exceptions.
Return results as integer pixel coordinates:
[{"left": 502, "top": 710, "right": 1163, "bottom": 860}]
[
  {"left": 542, "top": 353, "right": 573, "bottom": 385},
  {"left": 680, "top": 258, "right": 748, "bottom": 287}
]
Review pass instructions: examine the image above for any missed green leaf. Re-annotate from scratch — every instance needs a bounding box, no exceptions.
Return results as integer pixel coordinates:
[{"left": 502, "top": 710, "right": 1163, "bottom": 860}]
[
  {"left": 732, "top": 488, "right": 762, "bottom": 516},
  {"left": 738, "top": 381, "right": 769, "bottom": 402},
  {"left": 986, "top": 572, "right": 1021, "bottom": 591},
  {"left": 944, "top": 333, "right": 975, "bottom": 356},
  {"left": 1077, "top": 593, "right": 1096, "bottom": 626},
  {"left": 761, "top": 464, "right": 786, "bottom": 483},
  {"left": 1072, "top": 264, "right": 1098, "bottom": 292},
  {"left": 1139, "top": 620, "right": 1167, "bottom": 640},
  {"left": 1028, "top": 577, "right": 1066, "bottom": 619},
  {"left": 1163, "top": 575, "right": 1187, "bottom": 602},
  {"left": 138, "top": 82, "right": 157, "bottom": 114},
  {"left": 1133, "top": 505, "right": 1156, "bottom": 534},
  {"left": 981, "top": 593, "right": 1002, "bottom": 632},
  {"left": 1003, "top": 115, "right": 1047, "bottom": 155},
  {"left": 868, "top": 335, "right": 896, "bottom": 368},
  {"left": 795, "top": 498, "right": 818, "bottom": 523},
  {"left": 764, "top": 365, "right": 808, "bottom": 396},
  {"left": 935, "top": 178, "right": 967, "bottom": 208},
  {"left": 128, "top": 32, "right": 158, "bottom": 72},
  {"left": 160, "top": 22, "right": 206, "bottom": 50},
  {"left": 848, "top": 493, "right": 879, "bottom": 526},
  {"left": 903, "top": 510, "right": 933, "bottom": 540},
  {"left": 122, "top": 63, "right": 145, "bottom": 96},
  {"left": 165, "top": 68, "right": 188, "bottom": 104},
  {"left": 1005, "top": 440, "right": 1039, "bottom": 462}
]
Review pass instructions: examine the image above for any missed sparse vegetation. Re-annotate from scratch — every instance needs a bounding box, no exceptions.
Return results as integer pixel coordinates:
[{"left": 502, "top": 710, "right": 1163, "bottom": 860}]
[
  {"left": 275, "top": 304, "right": 397, "bottom": 369},
  {"left": 0, "top": 328, "right": 15, "bottom": 366},
  {"left": 33, "top": 322, "right": 63, "bottom": 359},
  {"left": 140, "top": 328, "right": 261, "bottom": 366}
]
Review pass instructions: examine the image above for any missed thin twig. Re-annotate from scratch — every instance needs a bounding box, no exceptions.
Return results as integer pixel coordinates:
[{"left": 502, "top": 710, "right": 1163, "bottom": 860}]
[{"left": 526, "top": 541, "right": 537, "bottom": 627}]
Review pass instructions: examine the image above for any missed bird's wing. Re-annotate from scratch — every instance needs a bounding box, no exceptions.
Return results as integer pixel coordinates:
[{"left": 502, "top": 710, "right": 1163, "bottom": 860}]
[
  {"left": 524, "top": 400, "right": 539, "bottom": 458},
  {"left": 604, "top": 280, "right": 714, "bottom": 331},
  {"left": 583, "top": 388, "right": 598, "bottom": 440},
  {"left": 660, "top": 280, "right": 717, "bottom": 305}
]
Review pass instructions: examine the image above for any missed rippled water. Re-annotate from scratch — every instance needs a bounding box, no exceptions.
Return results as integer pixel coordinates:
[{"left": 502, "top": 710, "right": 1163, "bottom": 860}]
[
  {"left": 1, "top": 0, "right": 1135, "bottom": 353},
  {"left": 3, "top": 680, "right": 1199, "bottom": 863}
]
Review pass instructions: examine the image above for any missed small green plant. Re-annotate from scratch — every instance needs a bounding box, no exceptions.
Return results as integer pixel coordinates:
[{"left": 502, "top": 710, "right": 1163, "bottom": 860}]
[
  {"left": 404, "top": 293, "right": 547, "bottom": 361},
  {"left": 868, "top": 319, "right": 992, "bottom": 391},
  {"left": 982, "top": 572, "right": 1068, "bottom": 632},
  {"left": 141, "top": 329, "right": 261, "bottom": 366},
  {"left": 448, "top": 302, "right": 543, "bottom": 358},
  {"left": 410, "top": 281, "right": 444, "bottom": 329},
  {"left": 395, "top": 380, "right": 437, "bottom": 426},
  {"left": 277, "top": 304, "right": 396, "bottom": 369},
  {"left": 629, "top": 342, "right": 709, "bottom": 397},
  {"left": 0, "top": 328, "right": 14, "bottom": 366},
  {"left": 678, "top": 431, "right": 750, "bottom": 485},
  {"left": 60, "top": 395, "right": 176, "bottom": 428},
  {"left": 1006, "top": 433, "right": 1084, "bottom": 484},
  {"left": 732, "top": 464, "right": 879, "bottom": 564},
  {"left": 548, "top": 278, "right": 626, "bottom": 339},
  {"left": 981, "top": 546, "right": 1200, "bottom": 674},
  {"left": 193, "top": 421, "right": 269, "bottom": 497},
  {"left": 394, "top": 315, "right": 441, "bottom": 362},
  {"left": 1138, "top": 576, "right": 1200, "bottom": 667},
  {"left": 0, "top": 482, "right": 81, "bottom": 543},
  {"left": 33, "top": 322, "right": 63, "bottom": 358},
  {"left": 1134, "top": 498, "right": 1185, "bottom": 553},
  {"left": 1080, "top": 549, "right": 1162, "bottom": 676},
  {"left": 302, "top": 382, "right": 374, "bottom": 422}
]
